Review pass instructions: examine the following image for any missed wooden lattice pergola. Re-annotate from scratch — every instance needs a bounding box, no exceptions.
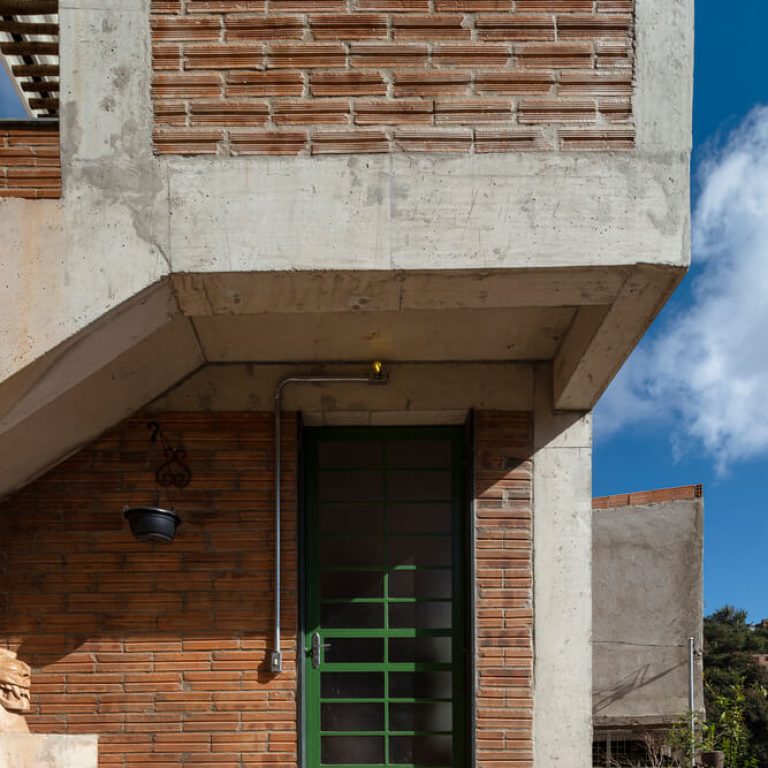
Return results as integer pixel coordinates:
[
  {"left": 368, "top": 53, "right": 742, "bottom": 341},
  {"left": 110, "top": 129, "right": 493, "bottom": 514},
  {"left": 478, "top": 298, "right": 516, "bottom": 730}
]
[{"left": 0, "top": 0, "right": 59, "bottom": 118}]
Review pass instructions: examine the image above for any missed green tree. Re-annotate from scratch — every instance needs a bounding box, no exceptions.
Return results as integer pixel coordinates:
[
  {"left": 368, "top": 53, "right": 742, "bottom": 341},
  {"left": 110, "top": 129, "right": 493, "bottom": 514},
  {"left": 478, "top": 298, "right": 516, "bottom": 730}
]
[{"left": 704, "top": 606, "right": 768, "bottom": 766}]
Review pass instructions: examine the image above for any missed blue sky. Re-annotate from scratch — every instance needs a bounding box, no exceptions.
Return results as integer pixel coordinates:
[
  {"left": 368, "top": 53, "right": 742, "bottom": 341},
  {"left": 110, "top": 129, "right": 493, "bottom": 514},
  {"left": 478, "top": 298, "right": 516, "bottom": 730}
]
[
  {"left": 595, "top": 1, "right": 768, "bottom": 622},
  {"left": 0, "top": 60, "right": 26, "bottom": 117},
  {"left": 2, "top": 3, "right": 767, "bottom": 619}
]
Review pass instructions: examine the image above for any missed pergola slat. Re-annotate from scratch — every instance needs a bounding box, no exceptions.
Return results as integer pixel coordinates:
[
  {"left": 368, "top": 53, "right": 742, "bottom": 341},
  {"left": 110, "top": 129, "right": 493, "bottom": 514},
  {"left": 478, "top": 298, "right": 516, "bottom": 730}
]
[
  {"left": 27, "top": 96, "right": 59, "bottom": 110},
  {"left": 12, "top": 64, "right": 59, "bottom": 77},
  {"left": 0, "top": 0, "right": 58, "bottom": 12},
  {"left": 1, "top": 41, "right": 59, "bottom": 56},
  {"left": 21, "top": 80, "right": 58, "bottom": 92},
  {"left": 0, "top": 21, "right": 58, "bottom": 35}
]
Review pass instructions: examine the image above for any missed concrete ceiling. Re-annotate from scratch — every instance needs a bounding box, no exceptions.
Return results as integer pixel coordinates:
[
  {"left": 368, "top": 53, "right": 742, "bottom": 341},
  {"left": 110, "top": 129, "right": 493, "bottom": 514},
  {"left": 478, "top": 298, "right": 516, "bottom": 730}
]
[
  {"left": 0, "top": 265, "right": 685, "bottom": 499},
  {"left": 193, "top": 307, "right": 576, "bottom": 363}
]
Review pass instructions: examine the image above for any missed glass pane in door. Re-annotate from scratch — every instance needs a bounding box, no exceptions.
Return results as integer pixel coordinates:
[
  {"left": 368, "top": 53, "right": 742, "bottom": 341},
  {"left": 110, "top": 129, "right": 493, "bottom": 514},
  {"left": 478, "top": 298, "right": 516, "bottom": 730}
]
[{"left": 305, "top": 427, "right": 466, "bottom": 768}]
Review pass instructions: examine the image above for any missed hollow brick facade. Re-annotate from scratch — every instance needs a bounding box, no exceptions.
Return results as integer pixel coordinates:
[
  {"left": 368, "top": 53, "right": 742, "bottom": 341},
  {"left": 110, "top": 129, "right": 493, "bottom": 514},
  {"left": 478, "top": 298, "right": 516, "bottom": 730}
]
[
  {"left": 150, "top": 0, "right": 635, "bottom": 155},
  {"left": 0, "top": 123, "right": 61, "bottom": 199}
]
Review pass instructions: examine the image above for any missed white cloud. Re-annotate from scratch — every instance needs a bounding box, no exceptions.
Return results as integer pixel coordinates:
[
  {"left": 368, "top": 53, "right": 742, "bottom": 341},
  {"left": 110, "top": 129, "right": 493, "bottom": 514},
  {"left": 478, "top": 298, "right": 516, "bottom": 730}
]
[{"left": 595, "top": 106, "right": 768, "bottom": 469}]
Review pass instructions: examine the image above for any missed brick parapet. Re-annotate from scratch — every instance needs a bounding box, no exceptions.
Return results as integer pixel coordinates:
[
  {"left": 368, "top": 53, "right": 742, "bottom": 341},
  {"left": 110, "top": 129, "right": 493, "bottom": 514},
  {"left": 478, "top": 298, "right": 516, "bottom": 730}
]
[
  {"left": 592, "top": 484, "right": 703, "bottom": 509},
  {"left": 150, "top": 0, "right": 635, "bottom": 155},
  {"left": 0, "top": 121, "right": 61, "bottom": 199}
]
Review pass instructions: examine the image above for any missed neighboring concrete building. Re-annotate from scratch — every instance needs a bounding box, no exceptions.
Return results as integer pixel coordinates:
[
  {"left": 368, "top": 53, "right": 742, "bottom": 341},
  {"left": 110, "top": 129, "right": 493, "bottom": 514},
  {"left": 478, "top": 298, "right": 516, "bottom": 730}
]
[
  {"left": 0, "top": 1, "right": 693, "bottom": 768},
  {"left": 592, "top": 486, "right": 705, "bottom": 767}
]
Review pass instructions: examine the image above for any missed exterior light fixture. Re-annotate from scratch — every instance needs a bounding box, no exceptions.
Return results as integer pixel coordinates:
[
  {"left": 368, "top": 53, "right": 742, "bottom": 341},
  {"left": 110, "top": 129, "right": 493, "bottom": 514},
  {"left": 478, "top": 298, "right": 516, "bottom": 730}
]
[
  {"left": 369, "top": 360, "right": 386, "bottom": 382},
  {"left": 123, "top": 421, "right": 190, "bottom": 544}
]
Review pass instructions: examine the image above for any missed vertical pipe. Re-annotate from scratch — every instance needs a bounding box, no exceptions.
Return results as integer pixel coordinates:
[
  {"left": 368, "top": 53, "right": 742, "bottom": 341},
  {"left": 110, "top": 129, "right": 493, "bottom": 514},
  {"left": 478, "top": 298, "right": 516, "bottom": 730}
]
[
  {"left": 269, "top": 368, "right": 388, "bottom": 675},
  {"left": 270, "top": 392, "right": 283, "bottom": 673},
  {"left": 689, "top": 636, "right": 696, "bottom": 768}
]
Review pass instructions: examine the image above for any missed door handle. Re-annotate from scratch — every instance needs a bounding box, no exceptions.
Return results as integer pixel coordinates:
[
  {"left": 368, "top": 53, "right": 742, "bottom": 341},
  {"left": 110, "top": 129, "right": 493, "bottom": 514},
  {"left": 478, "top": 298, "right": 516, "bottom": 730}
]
[{"left": 311, "top": 632, "right": 330, "bottom": 669}]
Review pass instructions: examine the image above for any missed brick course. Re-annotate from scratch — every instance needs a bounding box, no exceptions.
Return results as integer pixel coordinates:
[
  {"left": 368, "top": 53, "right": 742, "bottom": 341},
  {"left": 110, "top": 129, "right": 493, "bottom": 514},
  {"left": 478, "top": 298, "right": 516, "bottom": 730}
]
[
  {"left": 0, "top": 122, "right": 61, "bottom": 199},
  {"left": 0, "top": 410, "right": 532, "bottom": 767},
  {"left": 150, "top": 0, "right": 635, "bottom": 155}
]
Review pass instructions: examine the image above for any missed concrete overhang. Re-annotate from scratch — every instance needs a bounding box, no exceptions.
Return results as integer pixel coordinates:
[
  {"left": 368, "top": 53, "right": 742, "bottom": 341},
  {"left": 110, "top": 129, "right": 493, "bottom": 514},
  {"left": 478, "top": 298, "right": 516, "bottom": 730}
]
[{"left": 0, "top": 264, "right": 684, "bottom": 498}]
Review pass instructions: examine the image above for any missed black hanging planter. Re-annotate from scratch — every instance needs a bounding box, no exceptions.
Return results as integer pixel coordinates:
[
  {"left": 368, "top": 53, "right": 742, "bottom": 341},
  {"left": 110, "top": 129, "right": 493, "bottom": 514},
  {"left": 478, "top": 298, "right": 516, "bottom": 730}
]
[
  {"left": 124, "top": 506, "right": 181, "bottom": 544},
  {"left": 123, "top": 421, "right": 191, "bottom": 544}
]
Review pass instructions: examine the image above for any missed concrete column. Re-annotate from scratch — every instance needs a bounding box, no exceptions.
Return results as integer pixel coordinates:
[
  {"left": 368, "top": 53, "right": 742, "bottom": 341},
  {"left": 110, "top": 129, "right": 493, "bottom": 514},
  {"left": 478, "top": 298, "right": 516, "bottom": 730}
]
[{"left": 532, "top": 363, "right": 592, "bottom": 767}]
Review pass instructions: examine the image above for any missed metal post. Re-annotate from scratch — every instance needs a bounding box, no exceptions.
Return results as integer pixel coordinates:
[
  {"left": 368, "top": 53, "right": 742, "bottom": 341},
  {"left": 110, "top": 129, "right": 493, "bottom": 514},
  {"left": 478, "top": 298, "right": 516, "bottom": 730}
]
[{"left": 689, "top": 636, "right": 696, "bottom": 768}]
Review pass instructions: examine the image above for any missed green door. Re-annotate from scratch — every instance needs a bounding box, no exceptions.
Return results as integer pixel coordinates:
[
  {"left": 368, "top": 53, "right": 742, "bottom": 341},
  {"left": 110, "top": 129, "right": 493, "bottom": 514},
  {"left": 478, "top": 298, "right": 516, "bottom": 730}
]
[{"left": 303, "top": 427, "right": 467, "bottom": 768}]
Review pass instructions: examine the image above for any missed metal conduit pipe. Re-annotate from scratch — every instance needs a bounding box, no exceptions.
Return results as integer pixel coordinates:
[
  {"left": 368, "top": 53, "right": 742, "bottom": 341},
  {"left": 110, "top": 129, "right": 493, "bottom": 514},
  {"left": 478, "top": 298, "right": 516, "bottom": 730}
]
[
  {"left": 689, "top": 637, "right": 696, "bottom": 768},
  {"left": 270, "top": 362, "right": 389, "bottom": 673}
]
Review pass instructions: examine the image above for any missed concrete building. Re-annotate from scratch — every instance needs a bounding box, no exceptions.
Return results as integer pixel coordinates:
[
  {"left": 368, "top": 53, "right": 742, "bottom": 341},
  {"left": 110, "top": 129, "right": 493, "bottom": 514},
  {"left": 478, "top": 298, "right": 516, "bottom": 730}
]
[
  {"left": 592, "top": 486, "right": 705, "bottom": 767},
  {"left": 0, "top": 1, "right": 693, "bottom": 767}
]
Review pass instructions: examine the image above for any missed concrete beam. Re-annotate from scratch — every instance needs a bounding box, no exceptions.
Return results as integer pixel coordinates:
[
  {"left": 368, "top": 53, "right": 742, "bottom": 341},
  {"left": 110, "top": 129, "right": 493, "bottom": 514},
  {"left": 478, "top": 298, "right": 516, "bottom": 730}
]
[
  {"left": 172, "top": 268, "right": 629, "bottom": 316},
  {"left": 0, "top": 283, "right": 180, "bottom": 433},
  {"left": 148, "top": 362, "right": 534, "bottom": 414},
  {"left": 0, "top": 316, "right": 203, "bottom": 498},
  {"left": 552, "top": 265, "right": 686, "bottom": 410},
  {"left": 168, "top": 153, "right": 690, "bottom": 274}
]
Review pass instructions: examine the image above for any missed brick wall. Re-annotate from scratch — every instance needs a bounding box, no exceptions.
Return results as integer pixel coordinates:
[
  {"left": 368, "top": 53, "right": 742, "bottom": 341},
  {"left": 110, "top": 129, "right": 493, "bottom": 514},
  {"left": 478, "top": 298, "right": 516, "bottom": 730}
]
[
  {"left": 0, "top": 413, "right": 298, "bottom": 768},
  {"left": 474, "top": 411, "right": 533, "bottom": 768},
  {"left": 151, "top": 0, "right": 634, "bottom": 155},
  {"left": 0, "top": 410, "right": 532, "bottom": 767},
  {"left": 0, "top": 122, "right": 61, "bottom": 199}
]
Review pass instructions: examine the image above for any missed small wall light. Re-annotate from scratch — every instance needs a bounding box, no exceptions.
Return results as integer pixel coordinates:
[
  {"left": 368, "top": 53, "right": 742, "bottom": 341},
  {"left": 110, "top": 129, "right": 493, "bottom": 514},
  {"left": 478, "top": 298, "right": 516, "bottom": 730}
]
[
  {"left": 369, "top": 360, "right": 387, "bottom": 382},
  {"left": 123, "top": 421, "right": 190, "bottom": 544}
]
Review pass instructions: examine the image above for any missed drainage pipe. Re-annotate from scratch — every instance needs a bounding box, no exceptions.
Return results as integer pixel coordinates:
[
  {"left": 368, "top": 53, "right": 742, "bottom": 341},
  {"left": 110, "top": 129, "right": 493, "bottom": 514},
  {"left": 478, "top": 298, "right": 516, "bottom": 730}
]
[
  {"left": 270, "top": 363, "right": 389, "bottom": 673},
  {"left": 689, "top": 636, "right": 696, "bottom": 768}
]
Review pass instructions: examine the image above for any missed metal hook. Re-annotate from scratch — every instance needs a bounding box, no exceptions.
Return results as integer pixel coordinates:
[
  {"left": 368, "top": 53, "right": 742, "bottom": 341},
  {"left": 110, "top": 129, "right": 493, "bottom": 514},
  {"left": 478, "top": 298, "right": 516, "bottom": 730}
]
[{"left": 148, "top": 421, "right": 161, "bottom": 444}]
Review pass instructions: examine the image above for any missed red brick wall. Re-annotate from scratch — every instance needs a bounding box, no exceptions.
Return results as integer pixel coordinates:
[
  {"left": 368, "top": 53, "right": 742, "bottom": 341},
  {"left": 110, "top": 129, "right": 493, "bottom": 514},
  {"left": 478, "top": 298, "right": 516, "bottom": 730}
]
[
  {"left": 151, "top": 0, "right": 634, "bottom": 155},
  {"left": 0, "top": 410, "right": 533, "bottom": 767},
  {"left": 0, "top": 413, "right": 298, "bottom": 768},
  {"left": 474, "top": 411, "right": 533, "bottom": 768},
  {"left": 0, "top": 122, "right": 61, "bottom": 199}
]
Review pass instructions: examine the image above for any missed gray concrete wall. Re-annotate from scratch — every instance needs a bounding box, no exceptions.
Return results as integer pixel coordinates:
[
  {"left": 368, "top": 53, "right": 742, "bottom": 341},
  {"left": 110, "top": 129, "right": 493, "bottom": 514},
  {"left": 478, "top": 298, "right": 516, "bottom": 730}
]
[
  {"left": 592, "top": 496, "right": 704, "bottom": 727},
  {"left": 0, "top": 735, "right": 97, "bottom": 768}
]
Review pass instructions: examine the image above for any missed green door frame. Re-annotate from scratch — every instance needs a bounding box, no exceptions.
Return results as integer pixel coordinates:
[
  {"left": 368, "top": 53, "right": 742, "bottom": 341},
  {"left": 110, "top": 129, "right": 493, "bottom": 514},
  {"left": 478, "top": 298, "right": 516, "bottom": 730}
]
[{"left": 301, "top": 426, "right": 469, "bottom": 768}]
